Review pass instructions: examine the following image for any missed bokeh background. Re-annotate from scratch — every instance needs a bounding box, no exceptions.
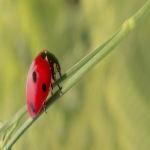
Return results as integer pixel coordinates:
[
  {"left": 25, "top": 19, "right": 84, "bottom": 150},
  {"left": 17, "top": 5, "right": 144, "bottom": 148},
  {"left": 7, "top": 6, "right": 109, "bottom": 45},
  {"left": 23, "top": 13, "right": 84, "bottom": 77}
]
[{"left": 0, "top": 0, "right": 150, "bottom": 150}]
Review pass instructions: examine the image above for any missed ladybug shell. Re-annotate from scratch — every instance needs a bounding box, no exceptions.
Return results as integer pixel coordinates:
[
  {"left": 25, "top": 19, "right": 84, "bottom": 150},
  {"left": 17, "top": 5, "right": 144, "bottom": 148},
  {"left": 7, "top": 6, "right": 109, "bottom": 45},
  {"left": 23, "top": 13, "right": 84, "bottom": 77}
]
[{"left": 26, "top": 51, "right": 52, "bottom": 118}]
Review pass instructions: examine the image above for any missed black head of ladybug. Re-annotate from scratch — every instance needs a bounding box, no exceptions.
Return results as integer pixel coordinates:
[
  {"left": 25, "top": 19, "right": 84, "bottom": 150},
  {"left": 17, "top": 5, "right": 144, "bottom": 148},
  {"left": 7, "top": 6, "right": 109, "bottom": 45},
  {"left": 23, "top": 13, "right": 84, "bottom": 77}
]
[{"left": 41, "top": 50, "right": 61, "bottom": 81}]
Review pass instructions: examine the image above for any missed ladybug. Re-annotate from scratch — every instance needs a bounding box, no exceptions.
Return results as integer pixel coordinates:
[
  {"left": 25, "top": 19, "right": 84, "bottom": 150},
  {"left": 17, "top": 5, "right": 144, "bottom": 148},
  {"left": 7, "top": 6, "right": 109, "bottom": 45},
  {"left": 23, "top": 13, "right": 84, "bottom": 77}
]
[{"left": 26, "top": 50, "right": 61, "bottom": 118}]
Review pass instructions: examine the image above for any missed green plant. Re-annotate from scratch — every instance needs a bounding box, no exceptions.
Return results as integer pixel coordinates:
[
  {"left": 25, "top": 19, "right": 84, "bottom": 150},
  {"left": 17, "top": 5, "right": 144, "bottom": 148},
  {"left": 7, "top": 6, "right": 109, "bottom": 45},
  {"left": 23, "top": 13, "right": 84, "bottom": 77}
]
[{"left": 1, "top": 0, "right": 150, "bottom": 149}]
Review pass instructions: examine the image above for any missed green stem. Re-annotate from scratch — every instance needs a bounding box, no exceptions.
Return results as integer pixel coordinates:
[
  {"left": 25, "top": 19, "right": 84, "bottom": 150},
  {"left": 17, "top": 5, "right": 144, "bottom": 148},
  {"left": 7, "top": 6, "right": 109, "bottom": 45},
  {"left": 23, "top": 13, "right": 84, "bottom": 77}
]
[
  {"left": 53, "top": 28, "right": 120, "bottom": 87},
  {"left": 3, "top": 0, "right": 150, "bottom": 149},
  {"left": 61, "top": 0, "right": 150, "bottom": 94},
  {"left": 0, "top": 106, "right": 26, "bottom": 133}
]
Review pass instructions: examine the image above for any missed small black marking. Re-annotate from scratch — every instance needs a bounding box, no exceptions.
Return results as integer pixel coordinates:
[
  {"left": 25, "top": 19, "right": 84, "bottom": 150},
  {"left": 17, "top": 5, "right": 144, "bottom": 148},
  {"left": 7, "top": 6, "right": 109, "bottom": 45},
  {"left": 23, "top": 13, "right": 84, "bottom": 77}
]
[
  {"left": 30, "top": 102, "right": 35, "bottom": 112},
  {"left": 41, "top": 51, "right": 47, "bottom": 60},
  {"left": 32, "top": 71, "right": 37, "bottom": 83},
  {"left": 42, "top": 83, "right": 47, "bottom": 92}
]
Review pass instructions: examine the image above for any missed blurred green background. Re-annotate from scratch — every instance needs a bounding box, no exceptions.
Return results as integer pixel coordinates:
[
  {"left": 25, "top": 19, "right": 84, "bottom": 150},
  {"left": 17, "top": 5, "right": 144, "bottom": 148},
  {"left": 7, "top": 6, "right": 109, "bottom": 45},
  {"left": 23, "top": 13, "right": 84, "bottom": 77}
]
[{"left": 0, "top": 0, "right": 150, "bottom": 150}]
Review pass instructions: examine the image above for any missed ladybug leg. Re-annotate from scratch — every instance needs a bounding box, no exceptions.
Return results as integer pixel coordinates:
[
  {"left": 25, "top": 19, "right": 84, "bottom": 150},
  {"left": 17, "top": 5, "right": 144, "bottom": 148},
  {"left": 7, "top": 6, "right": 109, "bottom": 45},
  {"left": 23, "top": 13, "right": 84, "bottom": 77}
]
[
  {"left": 58, "top": 71, "right": 62, "bottom": 79},
  {"left": 50, "top": 83, "right": 54, "bottom": 96},
  {"left": 55, "top": 80, "right": 61, "bottom": 91},
  {"left": 56, "top": 64, "right": 62, "bottom": 79},
  {"left": 55, "top": 80, "right": 62, "bottom": 95},
  {"left": 43, "top": 102, "right": 47, "bottom": 114},
  {"left": 52, "top": 74, "right": 62, "bottom": 93},
  {"left": 51, "top": 63, "right": 62, "bottom": 94}
]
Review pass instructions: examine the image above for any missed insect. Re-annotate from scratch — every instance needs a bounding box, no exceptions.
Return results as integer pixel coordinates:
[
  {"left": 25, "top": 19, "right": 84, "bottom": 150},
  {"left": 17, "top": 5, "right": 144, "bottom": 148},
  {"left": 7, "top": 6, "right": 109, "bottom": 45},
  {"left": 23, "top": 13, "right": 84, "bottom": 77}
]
[{"left": 26, "top": 50, "right": 61, "bottom": 118}]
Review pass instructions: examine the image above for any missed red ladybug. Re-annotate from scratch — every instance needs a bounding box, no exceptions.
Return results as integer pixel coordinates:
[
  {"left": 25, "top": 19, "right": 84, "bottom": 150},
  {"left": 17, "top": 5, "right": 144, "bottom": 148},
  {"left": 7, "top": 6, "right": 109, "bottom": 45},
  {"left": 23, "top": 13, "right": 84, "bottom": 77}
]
[{"left": 26, "top": 50, "right": 61, "bottom": 118}]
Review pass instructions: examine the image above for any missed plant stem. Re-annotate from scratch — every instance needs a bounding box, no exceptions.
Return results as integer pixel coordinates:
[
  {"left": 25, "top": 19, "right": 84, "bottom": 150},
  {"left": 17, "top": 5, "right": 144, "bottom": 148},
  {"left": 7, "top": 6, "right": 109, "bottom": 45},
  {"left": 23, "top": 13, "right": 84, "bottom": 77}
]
[
  {"left": 3, "top": 0, "right": 150, "bottom": 149},
  {"left": 0, "top": 106, "right": 26, "bottom": 133}
]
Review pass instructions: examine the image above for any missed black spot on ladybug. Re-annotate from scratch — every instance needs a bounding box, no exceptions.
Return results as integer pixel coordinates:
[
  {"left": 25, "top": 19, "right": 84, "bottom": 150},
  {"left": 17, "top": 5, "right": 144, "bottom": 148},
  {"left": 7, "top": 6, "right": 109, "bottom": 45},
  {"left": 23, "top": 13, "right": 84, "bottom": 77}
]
[
  {"left": 30, "top": 102, "right": 35, "bottom": 113},
  {"left": 41, "top": 51, "right": 47, "bottom": 60},
  {"left": 42, "top": 83, "right": 46, "bottom": 92},
  {"left": 32, "top": 71, "right": 37, "bottom": 83}
]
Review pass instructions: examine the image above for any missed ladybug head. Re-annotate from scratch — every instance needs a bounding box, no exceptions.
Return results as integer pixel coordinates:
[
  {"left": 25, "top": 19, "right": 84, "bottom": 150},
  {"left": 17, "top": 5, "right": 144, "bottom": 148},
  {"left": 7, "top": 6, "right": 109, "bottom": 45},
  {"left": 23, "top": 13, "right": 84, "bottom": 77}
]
[{"left": 41, "top": 50, "right": 61, "bottom": 81}]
